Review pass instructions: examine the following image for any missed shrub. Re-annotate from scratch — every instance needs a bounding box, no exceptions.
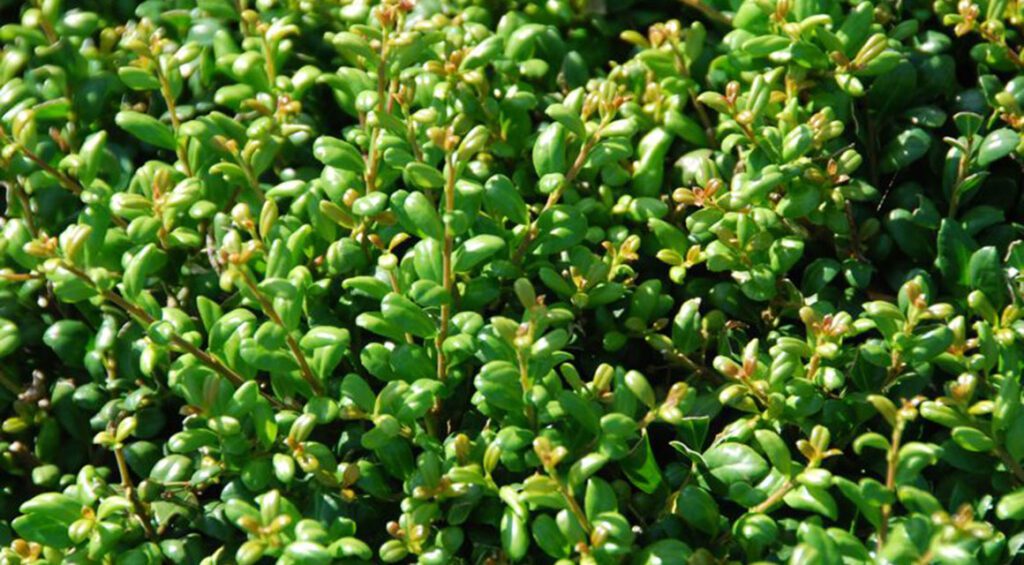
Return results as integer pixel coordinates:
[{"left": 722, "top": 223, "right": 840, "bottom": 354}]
[{"left": 1, "top": 0, "right": 1024, "bottom": 562}]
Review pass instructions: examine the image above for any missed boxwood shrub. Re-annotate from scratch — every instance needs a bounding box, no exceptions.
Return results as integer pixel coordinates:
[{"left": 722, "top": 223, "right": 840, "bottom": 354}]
[{"left": 1, "top": 0, "right": 1024, "bottom": 563}]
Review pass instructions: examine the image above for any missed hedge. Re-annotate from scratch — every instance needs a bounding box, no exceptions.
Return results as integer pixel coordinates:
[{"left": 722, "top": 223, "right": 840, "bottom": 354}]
[{"left": 1, "top": 0, "right": 1024, "bottom": 563}]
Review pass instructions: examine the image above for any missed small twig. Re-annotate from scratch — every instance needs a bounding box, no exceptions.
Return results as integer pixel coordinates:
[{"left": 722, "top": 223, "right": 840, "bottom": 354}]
[
  {"left": 995, "top": 446, "right": 1024, "bottom": 484},
  {"left": 666, "top": 37, "right": 718, "bottom": 149},
  {"left": 13, "top": 142, "right": 82, "bottom": 196},
  {"left": 0, "top": 368, "right": 21, "bottom": 396},
  {"left": 751, "top": 479, "right": 794, "bottom": 513},
  {"left": 153, "top": 55, "right": 194, "bottom": 178},
  {"left": 512, "top": 130, "right": 603, "bottom": 264},
  {"left": 1, "top": 131, "right": 128, "bottom": 227},
  {"left": 114, "top": 445, "right": 158, "bottom": 541},
  {"left": 661, "top": 346, "right": 720, "bottom": 384},
  {"left": 0, "top": 272, "right": 42, "bottom": 282},
  {"left": 60, "top": 263, "right": 293, "bottom": 409},
  {"left": 877, "top": 419, "right": 905, "bottom": 553},
  {"left": 676, "top": 0, "right": 732, "bottom": 26},
  {"left": 10, "top": 180, "right": 37, "bottom": 236},
  {"left": 555, "top": 475, "right": 592, "bottom": 535},
  {"left": 363, "top": 23, "right": 391, "bottom": 194},
  {"left": 844, "top": 199, "right": 867, "bottom": 261},
  {"left": 517, "top": 349, "right": 537, "bottom": 430},
  {"left": 436, "top": 152, "right": 457, "bottom": 383},
  {"left": 239, "top": 270, "right": 324, "bottom": 396}
]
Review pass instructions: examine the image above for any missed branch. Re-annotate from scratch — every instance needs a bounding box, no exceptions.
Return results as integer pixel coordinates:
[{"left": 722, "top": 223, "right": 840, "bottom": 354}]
[
  {"left": 61, "top": 263, "right": 293, "bottom": 409},
  {"left": 676, "top": 0, "right": 732, "bottom": 26},
  {"left": 239, "top": 269, "right": 324, "bottom": 396}
]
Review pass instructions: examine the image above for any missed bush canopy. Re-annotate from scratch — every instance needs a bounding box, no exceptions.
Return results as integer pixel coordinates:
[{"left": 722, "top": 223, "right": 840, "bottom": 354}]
[{"left": 1, "top": 0, "right": 1024, "bottom": 563}]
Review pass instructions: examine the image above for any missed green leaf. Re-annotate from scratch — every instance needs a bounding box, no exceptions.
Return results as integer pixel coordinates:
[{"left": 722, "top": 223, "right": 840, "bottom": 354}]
[
  {"left": 500, "top": 507, "right": 528, "bottom": 561},
  {"left": 78, "top": 130, "right": 106, "bottom": 185},
  {"left": 531, "top": 514, "right": 569, "bottom": 558},
  {"left": 484, "top": 174, "right": 528, "bottom": 225},
  {"left": 118, "top": 66, "right": 161, "bottom": 90},
  {"left": 676, "top": 486, "right": 719, "bottom": 534},
  {"left": 461, "top": 35, "right": 504, "bottom": 70},
  {"left": 351, "top": 192, "right": 388, "bottom": 217},
  {"left": 936, "top": 218, "right": 978, "bottom": 289},
  {"left": 671, "top": 298, "right": 702, "bottom": 355},
  {"left": 558, "top": 390, "right": 600, "bottom": 435},
  {"left": 381, "top": 293, "right": 436, "bottom": 339},
  {"left": 704, "top": 442, "right": 769, "bottom": 485},
  {"left": 403, "top": 162, "right": 445, "bottom": 189},
  {"left": 968, "top": 246, "right": 1006, "bottom": 306},
  {"left": 532, "top": 205, "right": 586, "bottom": 255},
  {"left": 784, "top": 485, "right": 838, "bottom": 519},
  {"left": 0, "top": 317, "right": 21, "bottom": 358},
  {"left": 533, "top": 122, "right": 567, "bottom": 176},
  {"left": 545, "top": 104, "right": 586, "bottom": 138},
  {"left": 997, "top": 488, "right": 1024, "bottom": 520},
  {"left": 754, "top": 429, "right": 792, "bottom": 475},
  {"left": 951, "top": 426, "right": 994, "bottom": 452},
  {"left": 585, "top": 477, "right": 617, "bottom": 521},
  {"left": 313, "top": 136, "right": 364, "bottom": 172},
  {"left": 953, "top": 112, "right": 983, "bottom": 137},
  {"left": 906, "top": 326, "right": 953, "bottom": 364},
  {"left": 634, "top": 540, "right": 694, "bottom": 565},
  {"left": 402, "top": 191, "right": 444, "bottom": 240},
  {"left": 621, "top": 434, "right": 663, "bottom": 494},
  {"left": 453, "top": 235, "right": 505, "bottom": 272},
  {"left": 123, "top": 244, "right": 167, "bottom": 299},
  {"left": 782, "top": 125, "right": 813, "bottom": 161},
  {"left": 880, "top": 127, "right": 930, "bottom": 173},
  {"left": 300, "top": 326, "right": 351, "bottom": 349},
  {"left": 115, "top": 111, "right": 177, "bottom": 151},
  {"left": 13, "top": 493, "right": 83, "bottom": 548},
  {"left": 977, "top": 128, "right": 1019, "bottom": 166}
]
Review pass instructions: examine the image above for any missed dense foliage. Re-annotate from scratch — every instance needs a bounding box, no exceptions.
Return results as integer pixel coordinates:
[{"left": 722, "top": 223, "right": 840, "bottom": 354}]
[{"left": 2, "top": 0, "right": 1024, "bottom": 562}]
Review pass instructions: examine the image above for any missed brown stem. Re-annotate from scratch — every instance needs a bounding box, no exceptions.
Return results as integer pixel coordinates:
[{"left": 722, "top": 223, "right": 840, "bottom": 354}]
[
  {"left": 666, "top": 37, "right": 718, "bottom": 149},
  {"left": 844, "top": 199, "right": 867, "bottom": 262},
  {"left": 661, "top": 346, "right": 720, "bottom": 384},
  {"left": 638, "top": 411, "right": 659, "bottom": 432},
  {"left": 262, "top": 38, "right": 277, "bottom": 86},
  {"left": 114, "top": 445, "right": 158, "bottom": 541},
  {"left": 996, "top": 446, "right": 1024, "bottom": 484},
  {"left": 947, "top": 135, "right": 972, "bottom": 218},
  {"left": 363, "top": 26, "right": 390, "bottom": 194},
  {"left": 16, "top": 143, "right": 81, "bottom": 196},
  {"left": 555, "top": 474, "right": 592, "bottom": 535},
  {"left": 404, "top": 104, "right": 424, "bottom": 161},
  {"left": 239, "top": 270, "right": 323, "bottom": 396},
  {"left": 751, "top": 479, "right": 794, "bottom": 514},
  {"left": 0, "top": 272, "right": 42, "bottom": 282},
  {"left": 3, "top": 135, "right": 127, "bottom": 227},
  {"left": 11, "top": 180, "right": 37, "bottom": 235},
  {"left": 0, "top": 368, "right": 21, "bottom": 396},
  {"left": 676, "top": 0, "right": 733, "bottom": 26},
  {"left": 517, "top": 349, "right": 537, "bottom": 429},
  {"left": 512, "top": 133, "right": 601, "bottom": 264},
  {"left": 691, "top": 95, "right": 719, "bottom": 148},
  {"left": 37, "top": 12, "right": 57, "bottom": 43},
  {"left": 877, "top": 420, "right": 904, "bottom": 553},
  {"left": 387, "top": 271, "right": 414, "bottom": 344},
  {"left": 881, "top": 351, "right": 904, "bottom": 392},
  {"left": 153, "top": 61, "right": 194, "bottom": 178},
  {"left": 61, "top": 263, "right": 292, "bottom": 409},
  {"left": 436, "top": 154, "right": 457, "bottom": 383}
]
